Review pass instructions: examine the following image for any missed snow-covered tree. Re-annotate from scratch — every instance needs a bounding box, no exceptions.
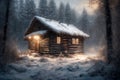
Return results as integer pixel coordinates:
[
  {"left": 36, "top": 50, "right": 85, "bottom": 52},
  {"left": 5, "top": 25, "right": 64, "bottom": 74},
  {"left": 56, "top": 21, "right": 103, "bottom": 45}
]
[
  {"left": 16, "top": 0, "right": 26, "bottom": 41},
  {"left": 8, "top": 0, "right": 19, "bottom": 38},
  {"left": 57, "top": 2, "right": 65, "bottom": 23},
  {"left": 38, "top": 0, "right": 48, "bottom": 18},
  {"left": 19, "top": 0, "right": 25, "bottom": 20},
  {"left": 17, "top": 0, "right": 36, "bottom": 44},
  {"left": 24, "top": 0, "right": 36, "bottom": 21},
  {"left": 79, "top": 9, "right": 89, "bottom": 32},
  {"left": 64, "top": 3, "right": 72, "bottom": 24},
  {"left": 48, "top": 0, "right": 57, "bottom": 20},
  {"left": 71, "top": 9, "right": 77, "bottom": 26}
]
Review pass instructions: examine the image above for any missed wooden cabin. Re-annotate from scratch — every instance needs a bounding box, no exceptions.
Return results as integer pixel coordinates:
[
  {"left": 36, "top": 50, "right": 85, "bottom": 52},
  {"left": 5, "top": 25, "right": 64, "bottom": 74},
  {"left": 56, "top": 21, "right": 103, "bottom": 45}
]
[{"left": 24, "top": 16, "right": 89, "bottom": 55}]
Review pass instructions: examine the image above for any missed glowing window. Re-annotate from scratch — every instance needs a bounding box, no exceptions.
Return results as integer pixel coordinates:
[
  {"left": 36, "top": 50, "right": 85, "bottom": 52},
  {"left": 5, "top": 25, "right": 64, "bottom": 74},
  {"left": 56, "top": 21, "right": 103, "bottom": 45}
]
[
  {"left": 72, "top": 38, "right": 79, "bottom": 44},
  {"left": 57, "top": 37, "right": 61, "bottom": 44},
  {"left": 33, "top": 35, "right": 40, "bottom": 41},
  {"left": 28, "top": 36, "right": 32, "bottom": 39}
]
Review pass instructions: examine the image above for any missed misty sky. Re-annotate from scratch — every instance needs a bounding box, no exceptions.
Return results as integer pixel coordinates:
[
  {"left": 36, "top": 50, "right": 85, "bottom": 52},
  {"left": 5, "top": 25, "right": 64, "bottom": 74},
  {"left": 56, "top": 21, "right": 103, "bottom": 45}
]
[{"left": 34, "top": 0, "right": 90, "bottom": 15}]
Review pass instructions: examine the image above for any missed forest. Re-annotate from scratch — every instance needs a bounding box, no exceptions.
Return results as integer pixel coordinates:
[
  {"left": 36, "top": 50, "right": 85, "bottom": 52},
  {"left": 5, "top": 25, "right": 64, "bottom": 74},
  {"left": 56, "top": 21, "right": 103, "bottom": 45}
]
[{"left": 0, "top": 0, "right": 120, "bottom": 80}]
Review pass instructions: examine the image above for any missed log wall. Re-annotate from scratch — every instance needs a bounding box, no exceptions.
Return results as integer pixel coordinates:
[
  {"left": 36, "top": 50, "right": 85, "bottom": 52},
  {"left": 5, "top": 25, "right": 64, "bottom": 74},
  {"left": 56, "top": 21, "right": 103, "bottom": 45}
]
[{"left": 28, "top": 32, "right": 84, "bottom": 54}]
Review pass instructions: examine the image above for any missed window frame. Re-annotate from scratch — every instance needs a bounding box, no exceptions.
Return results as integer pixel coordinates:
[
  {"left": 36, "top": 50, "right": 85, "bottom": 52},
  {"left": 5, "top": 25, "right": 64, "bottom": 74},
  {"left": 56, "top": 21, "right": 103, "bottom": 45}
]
[
  {"left": 56, "top": 36, "right": 61, "bottom": 44},
  {"left": 72, "top": 38, "right": 79, "bottom": 44}
]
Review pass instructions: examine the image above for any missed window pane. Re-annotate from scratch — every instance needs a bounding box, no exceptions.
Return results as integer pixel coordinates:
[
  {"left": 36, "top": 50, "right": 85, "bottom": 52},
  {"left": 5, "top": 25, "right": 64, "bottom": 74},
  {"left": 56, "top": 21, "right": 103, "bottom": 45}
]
[
  {"left": 72, "top": 38, "right": 79, "bottom": 44},
  {"left": 72, "top": 38, "right": 76, "bottom": 44},
  {"left": 76, "top": 38, "right": 79, "bottom": 44},
  {"left": 57, "top": 37, "right": 61, "bottom": 44}
]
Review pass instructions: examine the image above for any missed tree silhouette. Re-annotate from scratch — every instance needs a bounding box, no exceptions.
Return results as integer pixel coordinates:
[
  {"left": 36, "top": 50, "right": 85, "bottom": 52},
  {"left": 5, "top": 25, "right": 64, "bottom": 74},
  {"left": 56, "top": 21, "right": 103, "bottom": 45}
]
[
  {"left": 48, "top": 0, "right": 57, "bottom": 20},
  {"left": 58, "top": 2, "right": 65, "bottom": 23},
  {"left": 0, "top": 0, "right": 11, "bottom": 70},
  {"left": 38, "top": 0, "right": 48, "bottom": 18},
  {"left": 24, "top": 0, "right": 36, "bottom": 20},
  {"left": 65, "top": 3, "right": 72, "bottom": 24},
  {"left": 104, "top": 0, "right": 113, "bottom": 64},
  {"left": 19, "top": 0, "right": 25, "bottom": 20},
  {"left": 71, "top": 9, "right": 77, "bottom": 26},
  {"left": 79, "top": 9, "right": 89, "bottom": 32}
]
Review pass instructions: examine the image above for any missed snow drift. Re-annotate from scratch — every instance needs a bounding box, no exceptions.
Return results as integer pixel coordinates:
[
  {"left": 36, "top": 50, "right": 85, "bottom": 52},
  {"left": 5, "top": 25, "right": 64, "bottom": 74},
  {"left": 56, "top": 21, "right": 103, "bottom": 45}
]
[{"left": 0, "top": 53, "right": 112, "bottom": 80}]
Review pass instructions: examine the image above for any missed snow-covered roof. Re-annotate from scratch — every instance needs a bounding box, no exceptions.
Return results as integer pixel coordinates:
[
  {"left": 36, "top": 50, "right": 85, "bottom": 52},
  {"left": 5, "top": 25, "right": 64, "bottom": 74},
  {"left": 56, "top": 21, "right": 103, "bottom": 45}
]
[
  {"left": 25, "top": 30, "right": 47, "bottom": 38},
  {"left": 25, "top": 16, "right": 90, "bottom": 38}
]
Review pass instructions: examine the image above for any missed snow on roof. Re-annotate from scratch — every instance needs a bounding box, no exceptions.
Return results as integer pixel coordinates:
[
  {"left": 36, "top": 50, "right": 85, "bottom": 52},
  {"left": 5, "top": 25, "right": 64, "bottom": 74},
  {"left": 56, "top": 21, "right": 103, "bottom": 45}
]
[
  {"left": 26, "top": 16, "right": 90, "bottom": 38},
  {"left": 25, "top": 30, "right": 47, "bottom": 38}
]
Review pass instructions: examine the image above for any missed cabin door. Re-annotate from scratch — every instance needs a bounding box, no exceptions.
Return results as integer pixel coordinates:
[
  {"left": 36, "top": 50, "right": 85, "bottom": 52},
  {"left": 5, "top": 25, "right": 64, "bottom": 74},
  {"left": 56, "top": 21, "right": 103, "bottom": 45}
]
[
  {"left": 61, "top": 38, "right": 68, "bottom": 54},
  {"left": 34, "top": 40, "right": 40, "bottom": 52}
]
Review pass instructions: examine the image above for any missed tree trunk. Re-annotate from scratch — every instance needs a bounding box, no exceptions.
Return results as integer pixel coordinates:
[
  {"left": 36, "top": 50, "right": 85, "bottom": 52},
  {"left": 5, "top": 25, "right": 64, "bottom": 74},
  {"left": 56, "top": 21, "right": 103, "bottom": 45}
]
[
  {"left": 0, "top": 0, "right": 10, "bottom": 70},
  {"left": 104, "top": 0, "right": 113, "bottom": 64}
]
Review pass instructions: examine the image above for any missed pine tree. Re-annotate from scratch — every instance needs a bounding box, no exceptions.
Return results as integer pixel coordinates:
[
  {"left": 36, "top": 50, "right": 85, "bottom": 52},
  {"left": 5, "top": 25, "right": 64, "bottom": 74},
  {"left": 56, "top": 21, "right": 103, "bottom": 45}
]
[
  {"left": 79, "top": 9, "right": 89, "bottom": 32},
  {"left": 77, "top": 16, "right": 82, "bottom": 30},
  {"left": 48, "top": 0, "right": 57, "bottom": 20},
  {"left": 24, "top": 0, "right": 36, "bottom": 21},
  {"left": 64, "top": 3, "right": 72, "bottom": 24},
  {"left": 19, "top": 0, "right": 25, "bottom": 20},
  {"left": 8, "top": 0, "right": 19, "bottom": 38},
  {"left": 57, "top": 2, "right": 65, "bottom": 23},
  {"left": 38, "top": 0, "right": 48, "bottom": 18},
  {"left": 71, "top": 9, "right": 77, "bottom": 26},
  {"left": 17, "top": 0, "right": 26, "bottom": 41},
  {"left": 19, "top": 0, "right": 36, "bottom": 43}
]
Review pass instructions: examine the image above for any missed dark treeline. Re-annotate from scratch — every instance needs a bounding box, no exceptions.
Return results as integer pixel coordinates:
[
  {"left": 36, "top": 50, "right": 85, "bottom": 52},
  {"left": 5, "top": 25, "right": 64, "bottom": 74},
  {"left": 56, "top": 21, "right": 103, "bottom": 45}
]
[
  {"left": 7, "top": 0, "right": 88, "bottom": 47},
  {"left": 5, "top": 0, "right": 92, "bottom": 49}
]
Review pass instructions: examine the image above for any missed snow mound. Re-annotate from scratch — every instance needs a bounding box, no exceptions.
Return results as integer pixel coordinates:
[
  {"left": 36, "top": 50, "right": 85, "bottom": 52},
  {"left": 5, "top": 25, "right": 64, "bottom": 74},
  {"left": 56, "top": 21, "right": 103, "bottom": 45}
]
[{"left": 0, "top": 54, "right": 111, "bottom": 80}]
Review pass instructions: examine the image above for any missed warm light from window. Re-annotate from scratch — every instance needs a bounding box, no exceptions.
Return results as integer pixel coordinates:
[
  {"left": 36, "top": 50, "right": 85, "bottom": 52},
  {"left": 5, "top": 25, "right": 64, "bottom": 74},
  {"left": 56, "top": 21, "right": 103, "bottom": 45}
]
[
  {"left": 33, "top": 35, "right": 40, "bottom": 40},
  {"left": 72, "top": 38, "right": 79, "bottom": 44},
  {"left": 72, "top": 38, "right": 76, "bottom": 44},
  {"left": 28, "top": 36, "right": 32, "bottom": 39},
  {"left": 76, "top": 38, "right": 79, "bottom": 44},
  {"left": 57, "top": 37, "right": 61, "bottom": 44}
]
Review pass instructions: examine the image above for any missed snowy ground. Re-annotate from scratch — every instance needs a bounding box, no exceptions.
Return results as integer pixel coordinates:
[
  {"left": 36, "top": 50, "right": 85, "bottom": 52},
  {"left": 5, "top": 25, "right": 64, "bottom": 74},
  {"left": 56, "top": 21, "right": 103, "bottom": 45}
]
[{"left": 0, "top": 53, "right": 113, "bottom": 80}]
